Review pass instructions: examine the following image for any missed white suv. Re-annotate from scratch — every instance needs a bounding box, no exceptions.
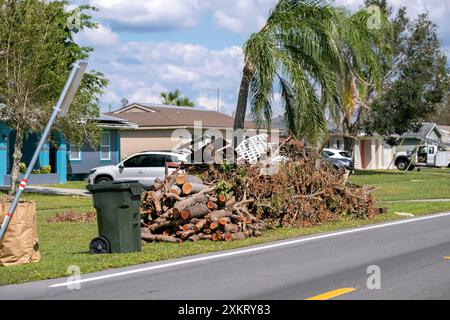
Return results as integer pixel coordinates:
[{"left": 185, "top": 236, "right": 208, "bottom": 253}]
[
  {"left": 322, "top": 148, "right": 352, "bottom": 161},
  {"left": 87, "top": 151, "right": 190, "bottom": 186}
]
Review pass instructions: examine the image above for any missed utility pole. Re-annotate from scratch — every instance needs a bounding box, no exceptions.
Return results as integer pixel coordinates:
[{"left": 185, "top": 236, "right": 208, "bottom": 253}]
[{"left": 205, "top": 88, "right": 220, "bottom": 112}]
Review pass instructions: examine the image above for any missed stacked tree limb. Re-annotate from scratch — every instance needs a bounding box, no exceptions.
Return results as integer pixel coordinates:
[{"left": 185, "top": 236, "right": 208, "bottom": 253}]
[
  {"left": 141, "top": 139, "right": 375, "bottom": 243},
  {"left": 140, "top": 174, "right": 266, "bottom": 243},
  {"left": 182, "top": 139, "right": 375, "bottom": 229}
]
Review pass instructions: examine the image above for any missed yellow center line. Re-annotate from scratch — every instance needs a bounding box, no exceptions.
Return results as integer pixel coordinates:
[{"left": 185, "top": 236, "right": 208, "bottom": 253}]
[{"left": 306, "top": 287, "right": 357, "bottom": 300}]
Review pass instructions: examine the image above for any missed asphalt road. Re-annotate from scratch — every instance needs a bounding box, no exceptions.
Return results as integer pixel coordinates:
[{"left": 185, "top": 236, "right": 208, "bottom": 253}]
[{"left": 1, "top": 212, "right": 450, "bottom": 300}]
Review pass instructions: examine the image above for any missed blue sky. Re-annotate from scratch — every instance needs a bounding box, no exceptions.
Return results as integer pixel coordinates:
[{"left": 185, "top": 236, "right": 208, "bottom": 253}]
[{"left": 71, "top": 0, "right": 450, "bottom": 115}]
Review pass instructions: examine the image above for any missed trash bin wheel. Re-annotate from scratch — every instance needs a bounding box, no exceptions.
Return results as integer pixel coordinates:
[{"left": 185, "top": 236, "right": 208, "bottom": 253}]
[{"left": 89, "top": 236, "right": 111, "bottom": 254}]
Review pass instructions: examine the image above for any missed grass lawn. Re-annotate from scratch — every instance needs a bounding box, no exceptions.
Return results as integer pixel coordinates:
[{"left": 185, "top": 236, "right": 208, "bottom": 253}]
[
  {"left": 1, "top": 169, "right": 450, "bottom": 286},
  {"left": 40, "top": 181, "right": 87, "bottom": 190},
  {"left": 350, "top": 168, "right": 450, "bottom": 201}
]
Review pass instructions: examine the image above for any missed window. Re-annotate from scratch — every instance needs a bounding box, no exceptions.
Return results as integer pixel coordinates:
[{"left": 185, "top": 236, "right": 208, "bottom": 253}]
[
  {"left": 124, "top": 155, "right": 151, "bottom": 168},
  {"left": 148, "top": 155, "right": 171, "bottom": 167},
  {"left": 100, "top": 132, "right": 111, "bottom": 161},
  {"left": 428, "top": 147, "right": 435, "bottom": 155},
  {"left": 123, "top": 154, "right": 172, "bottom": 168},
  {"left": 70, "top": 145, "right": 81, "bottom": 161},
  {"left": 322, "top": 151, "right": 334, "bottom": 158},
  {"left": 336, "top": 140, "right": 341, "bottom": 149},
  {"left": 340, "top": 151, "right": 351, "bottom": 158}
]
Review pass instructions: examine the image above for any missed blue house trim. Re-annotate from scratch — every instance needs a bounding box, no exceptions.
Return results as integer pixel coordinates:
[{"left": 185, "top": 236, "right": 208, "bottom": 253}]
[
  {"left": 0, "top": 115, "right": 135, "bottom": 185},
  {"left": 116, "top": 130, "right": 121, "bottom": 163},
  {"left": 0, "top": 123, "right": 12, "bottom": 178},
  {"left": 55, "top": 132, "right": 68, "bottom": 184},
  {"left": 39, "top": 142, "right": 50, "bottom": 168}
]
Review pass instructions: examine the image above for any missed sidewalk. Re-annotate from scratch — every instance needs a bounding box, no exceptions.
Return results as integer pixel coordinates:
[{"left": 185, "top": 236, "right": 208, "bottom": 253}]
[
  {"left": 0, "top": 186, "right": 91, "bottom": 197},
  {"left": 384, "top": 199, "right": 450, "bottom": 203}
]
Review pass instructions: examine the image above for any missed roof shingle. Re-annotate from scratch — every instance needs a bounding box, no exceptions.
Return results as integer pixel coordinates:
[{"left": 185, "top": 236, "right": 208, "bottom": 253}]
[{"left": 105, "top": 103, "right": 258, "bottom": 129}]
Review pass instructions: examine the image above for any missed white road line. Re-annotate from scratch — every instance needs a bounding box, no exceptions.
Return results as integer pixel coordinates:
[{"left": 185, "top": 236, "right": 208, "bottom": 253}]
[{"left": 50, "top": 211, "right": 450, "bottom": 288}]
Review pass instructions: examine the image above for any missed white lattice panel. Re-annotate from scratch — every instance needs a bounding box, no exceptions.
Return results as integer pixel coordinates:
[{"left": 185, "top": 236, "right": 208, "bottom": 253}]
[{"left": 235, "top": 134, "right": 269, "bottom": 164}]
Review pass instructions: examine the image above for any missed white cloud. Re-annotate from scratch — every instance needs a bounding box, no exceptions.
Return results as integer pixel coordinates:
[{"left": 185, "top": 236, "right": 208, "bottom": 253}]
[
  {"left": 197, "top": 95, "right": 235, "bottom": 114},
  {"left": 213, "top": 11, "right": 244, "bottom": 34},
  {"left": 128, "top": 84, "right": 167, "bottom": 104},
  {"left": 88, "top": 0, "right": 203, "bottom": 31},
  {"left": 74, "top": 24, "right": 119, "bottom": 47},
  {"left": 78, "top": 0, "right": 449, "bottom": 114},
  {"left": 87, "top": 40, "right": 244, "bottom": 112},
  {"left": 159, "top": 64, "right": 201, "bottom": 83},
  {"left": 211, "top": 0, "right": 273, "bottom": 34}
]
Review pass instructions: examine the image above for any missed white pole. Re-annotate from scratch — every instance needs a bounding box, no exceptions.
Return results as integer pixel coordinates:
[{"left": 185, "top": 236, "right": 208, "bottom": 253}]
[{"left": 0, "top": 61, "right": 87, "bottom": 241}]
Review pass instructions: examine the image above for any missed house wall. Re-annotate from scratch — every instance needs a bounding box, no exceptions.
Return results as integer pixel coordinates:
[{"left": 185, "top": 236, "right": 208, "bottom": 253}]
[
  {"left": 427, "top": 130, "right": 441, "bottom": 143},
  {"left": 383, "top": 143, "right": 395, "bottom": 168},
  {"left": 120, "top": 129, "right": 181, "bottom": 158},
  {"left": 67, "top": 129, "right": 120, "bottom": 176},
  {"left": 354, "top": 138, "right": 395, "bottom": 170},
  {"left": 120, "top": 128, "right": 237, "bottom": 159}
]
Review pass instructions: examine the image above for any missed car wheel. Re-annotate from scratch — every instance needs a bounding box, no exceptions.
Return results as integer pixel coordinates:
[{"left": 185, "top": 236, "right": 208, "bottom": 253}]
[
  {"left": 95, "top": 176, "right": 112, "bottom": 184},
  {"left": 396, "top": 160, "right": 408, "bottom": 171}
]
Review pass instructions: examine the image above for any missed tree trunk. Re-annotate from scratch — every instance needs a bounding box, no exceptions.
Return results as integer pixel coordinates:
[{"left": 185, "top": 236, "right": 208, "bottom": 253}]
[
  {"left": 9, "top": 125, "right": 25, "bottom": 194},
  {"left": 180, "top": 203, "right": 210, "bottom": 220},
  {"left": 182, "top": 182, "right": 208, "bottom": 195},
  {"left": 169, "top": 185, "right": 182, "bottom": 196},
  {"left": 233, "top": 63, "right": 252, "bottom": 131},
  {"left": 141, "top": 229, "right": 181, "bottom": 243},
  {"left": 342, "top": 118, "right": 356, "bottom": 156},
  {"left": 174, "top": 194, "right": 209, "bottom": 212},
  {"left": 175, "top": 174, "right": 203, "bottom": 186}
]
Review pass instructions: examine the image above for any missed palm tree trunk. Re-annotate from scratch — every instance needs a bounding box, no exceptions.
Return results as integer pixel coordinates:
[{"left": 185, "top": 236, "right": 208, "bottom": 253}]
[
  {"left": 9, "top": 125, "right": 25, "bottom": 194},
  {"left": 233, "top": 63, "right": 252, "bottom": 131},
  {"left": 343, "top": 117, "right": 356, "bottom": 155}
]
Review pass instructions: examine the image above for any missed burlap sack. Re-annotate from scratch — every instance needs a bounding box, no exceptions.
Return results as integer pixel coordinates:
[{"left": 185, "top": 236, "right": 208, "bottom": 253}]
[{"left": 0, "top": 201, "right": 41, "bottom": 267}]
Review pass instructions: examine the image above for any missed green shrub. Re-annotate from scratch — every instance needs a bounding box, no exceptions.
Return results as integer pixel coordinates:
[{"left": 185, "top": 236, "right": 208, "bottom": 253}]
[
  {"left": 40, "top": 165, "right": 52, "bottom": 174},
  {"left": 216, "top": 179, "right": 232, "bottom": 196},
  {"left": 31, "top": 165, "right": 52, "bottom": 175},
  {"left": 19, "top": 162, "right": 27, "bottom": 174}
]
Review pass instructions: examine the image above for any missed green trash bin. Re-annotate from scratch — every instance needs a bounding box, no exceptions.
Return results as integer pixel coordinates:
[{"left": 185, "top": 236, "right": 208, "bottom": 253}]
[{"left": 87, "top": 181, "right": 142, "bottom": 254}]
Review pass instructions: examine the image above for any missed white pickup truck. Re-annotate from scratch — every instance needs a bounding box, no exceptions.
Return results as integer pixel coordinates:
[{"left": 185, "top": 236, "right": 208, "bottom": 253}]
[{"left": 394, "top": 145, "right": 450, "bottom": 171}]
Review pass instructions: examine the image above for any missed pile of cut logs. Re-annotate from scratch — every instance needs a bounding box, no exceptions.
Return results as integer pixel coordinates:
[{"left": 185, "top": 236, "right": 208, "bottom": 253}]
[{"left": 140, "top": 174, "right": 266, "bottom": 243}]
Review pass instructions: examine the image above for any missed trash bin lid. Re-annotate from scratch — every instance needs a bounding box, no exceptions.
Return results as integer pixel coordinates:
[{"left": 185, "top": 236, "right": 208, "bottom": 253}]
[{"left": 87, "top": 181, "right": 142, "bottom": 196}]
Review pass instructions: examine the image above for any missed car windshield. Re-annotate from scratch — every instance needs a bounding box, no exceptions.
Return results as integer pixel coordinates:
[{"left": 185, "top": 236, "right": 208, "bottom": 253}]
[{"left": 340, "top": 151, "right": 351, "bottom": 158}]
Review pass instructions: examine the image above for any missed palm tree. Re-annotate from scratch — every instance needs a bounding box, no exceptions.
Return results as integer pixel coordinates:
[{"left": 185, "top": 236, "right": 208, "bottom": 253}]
[
  {"left": 233, "top": 0, "right": 345, "bottom": 142},
  {"left": 330, "top": 7, "right": 391, "bottom": 153},
  {"left": 161, "top": 89, "right": 195, "bottom": 107},
  {"left": 233, "top": 0, "right": 389, "bottom": 145}
]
